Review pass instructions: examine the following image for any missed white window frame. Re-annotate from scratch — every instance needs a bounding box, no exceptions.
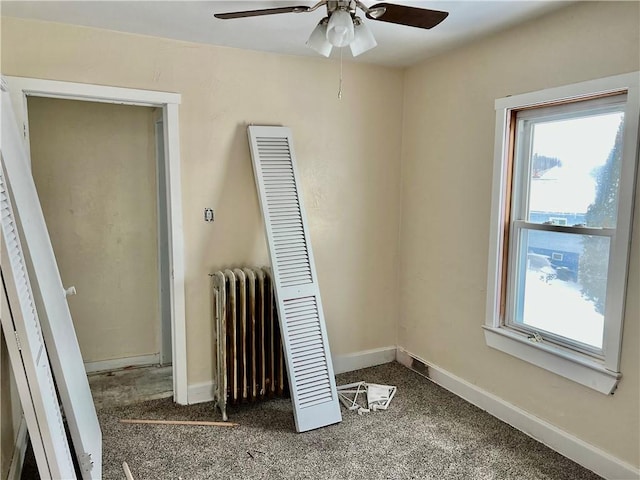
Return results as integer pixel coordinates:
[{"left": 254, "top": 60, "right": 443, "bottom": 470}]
[{"left": 484, "top": 72, "right": 639, "bottom": 395}]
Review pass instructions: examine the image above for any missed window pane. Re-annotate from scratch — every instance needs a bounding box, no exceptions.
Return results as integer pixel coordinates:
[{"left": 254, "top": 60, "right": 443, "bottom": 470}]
[
  {"left": 513, "top": 229, "right": 610, "bottom": 349},
  {"left": 526, "top": 111, "right": 624, "bottom": 228}
]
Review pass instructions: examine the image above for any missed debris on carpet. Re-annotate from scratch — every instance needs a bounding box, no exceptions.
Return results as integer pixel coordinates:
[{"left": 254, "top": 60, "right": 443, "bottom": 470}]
[{"left": 336, "top": 381, "right": 397, "bottom": 414}]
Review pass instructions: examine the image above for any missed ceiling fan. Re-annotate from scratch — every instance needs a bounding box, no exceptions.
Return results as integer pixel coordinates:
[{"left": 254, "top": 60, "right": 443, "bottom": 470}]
[{"left": 214, "top": 1, "right": 449, "bottom": 57}]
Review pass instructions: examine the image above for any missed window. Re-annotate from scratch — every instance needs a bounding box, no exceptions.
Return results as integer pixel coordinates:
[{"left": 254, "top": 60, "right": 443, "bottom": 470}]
[{"left": 485, "top": 73, "right": 639, "bottom": 394}]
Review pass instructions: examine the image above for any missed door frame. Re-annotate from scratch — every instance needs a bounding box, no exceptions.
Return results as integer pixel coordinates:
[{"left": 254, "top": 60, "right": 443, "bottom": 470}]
[
  {"left": 154, "top": 111, "right": 173, "bottom": 366},
  {"left": 4, "top": 76, "right": 188, "bottom": 404}
]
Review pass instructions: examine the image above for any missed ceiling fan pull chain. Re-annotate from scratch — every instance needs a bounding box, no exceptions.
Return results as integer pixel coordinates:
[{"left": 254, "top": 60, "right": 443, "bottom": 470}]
[{"left": 338, "top": 48, "right": 343, "bottom": 99}]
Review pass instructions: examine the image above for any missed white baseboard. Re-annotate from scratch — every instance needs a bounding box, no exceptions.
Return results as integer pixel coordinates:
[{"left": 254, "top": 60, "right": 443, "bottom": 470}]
[
  {"left": 185, "top": 346, "right": 397, "bottom": 405},
  {"left": 8, "top": 417, "right": 28, "bottom": 480},
  {"left": 84, "top": 353, "right": 160, "bottom": 374},
  {"left": 332, "top": 346, "right": 397, "bottom": 375},
  {"left": 187, "top": 381, "right": 216, "bottom": 405},
  {"left": 396, "top": 347, "right": 639, "bottom": 480}
]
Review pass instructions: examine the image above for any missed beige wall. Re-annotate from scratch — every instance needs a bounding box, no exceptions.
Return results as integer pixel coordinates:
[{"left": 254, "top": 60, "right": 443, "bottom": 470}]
[
  {"left": 0, "top": 17, "right": 404, "bottom": 385},
  {"left": 400, "top": 1, "right": 639, "bottom": 468},
  {"left": 27, "top": 97, "right": 160, "bottom": 363}
]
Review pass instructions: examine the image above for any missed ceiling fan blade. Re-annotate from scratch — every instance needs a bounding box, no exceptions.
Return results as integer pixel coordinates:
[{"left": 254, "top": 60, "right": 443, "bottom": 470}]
[
  {"left": 214, "top": 6, "right": 309, "bottom": 20},
  {"left": 366, "top": 3, "right": 448, "bottom": 29}
]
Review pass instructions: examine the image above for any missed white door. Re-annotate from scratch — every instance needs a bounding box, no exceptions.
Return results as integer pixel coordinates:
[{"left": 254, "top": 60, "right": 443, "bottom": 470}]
[
  {"left": 247, "top": 126, "right": 342, "bottom": 433},
  {"left": 1, "top": 86, "right": 102, "bottom": 479},
  {"left": 1, "top": 161, "right": 76, "bottom": 480}
]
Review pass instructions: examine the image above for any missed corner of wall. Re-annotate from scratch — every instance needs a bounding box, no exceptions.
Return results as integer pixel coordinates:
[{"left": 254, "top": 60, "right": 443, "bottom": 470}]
[{"left": 395, "top": 65, "right": 412, "bottom": 349}]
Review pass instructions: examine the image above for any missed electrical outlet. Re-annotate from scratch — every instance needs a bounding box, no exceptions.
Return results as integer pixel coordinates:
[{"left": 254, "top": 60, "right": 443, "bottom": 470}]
[{"left": 204, "top": 208, "right": 214, "bottom": 222}]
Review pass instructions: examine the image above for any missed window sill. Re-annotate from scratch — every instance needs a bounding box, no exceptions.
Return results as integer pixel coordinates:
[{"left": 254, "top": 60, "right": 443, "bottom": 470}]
[{"left": 482, "top": 326, "right": 620, "bottom": 394}]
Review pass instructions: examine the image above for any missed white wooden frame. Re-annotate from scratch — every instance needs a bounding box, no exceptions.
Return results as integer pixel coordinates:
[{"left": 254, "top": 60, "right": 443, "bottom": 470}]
[
  {"left": 505, "top": 95, "right": 626, "bottom": 360},
  {"left": 484, "top": 71, "right": 640, "bottom": 394},
  {"left": 0, "top": 176, "right": 76, "bottom": 479},
  {"left": 4, "top": 76, "right": 188, "bottom": 404}
]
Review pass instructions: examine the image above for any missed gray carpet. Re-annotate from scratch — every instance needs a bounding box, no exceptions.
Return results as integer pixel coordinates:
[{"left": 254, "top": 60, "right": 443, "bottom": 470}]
[
  {"left": 100, "top": 362, "right": 601, "bottom": 480},
  {"left": 24, "top": 362, "right": 603, "bottom": 479}
]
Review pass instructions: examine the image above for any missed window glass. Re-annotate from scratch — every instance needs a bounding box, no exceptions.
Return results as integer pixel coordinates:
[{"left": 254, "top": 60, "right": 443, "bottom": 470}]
[
  {"left": 524, "top": 110, "right": 624, "bottom": 228},
  {"left": 511, "top": 229, "right": 610, "bottom": 349}
]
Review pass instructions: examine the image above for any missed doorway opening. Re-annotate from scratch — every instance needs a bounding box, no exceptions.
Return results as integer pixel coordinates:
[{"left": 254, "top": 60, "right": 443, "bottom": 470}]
[
  {"left": 27, "top": 98, "right": 170, "bottom": 406},
  {"left": 5, "top": 77, "right": 187, "bottom": 405}
]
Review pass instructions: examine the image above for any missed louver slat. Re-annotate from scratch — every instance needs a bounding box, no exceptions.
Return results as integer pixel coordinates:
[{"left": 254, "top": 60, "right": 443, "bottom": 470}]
[{"left": 248, "top": 126, "right": 341, "bottom": 433}]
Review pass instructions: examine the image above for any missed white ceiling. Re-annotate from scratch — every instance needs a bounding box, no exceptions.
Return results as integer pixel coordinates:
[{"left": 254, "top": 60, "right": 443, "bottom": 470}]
[{"left": 1, "top": 1, "right": 571, "bottom": 67}]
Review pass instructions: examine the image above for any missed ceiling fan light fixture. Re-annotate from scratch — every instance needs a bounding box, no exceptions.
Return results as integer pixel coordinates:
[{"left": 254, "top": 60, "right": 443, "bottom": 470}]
[
  {"left": 350, "top": 17, "right": 377, "bottom": 56},
  {"left": 307, "top": 19, "right": 333, "bottom": 57},
  {"left": 367, "top": 6, "right": 386, "bottom": 19},
  {"left": 326, "top": 10, "right": 355, "bottom": 47}
]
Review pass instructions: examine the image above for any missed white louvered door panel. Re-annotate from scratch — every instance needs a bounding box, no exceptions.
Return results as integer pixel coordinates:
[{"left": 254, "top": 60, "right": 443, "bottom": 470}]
[
  {"left": 248, "top": 126, "right": 342, "bottom": 432},
  {"left": 1, "top": 84, "right": 102, "bottom": 478},
  {"left": 0, "top": 161, "right": 76, "bottom": 480}
]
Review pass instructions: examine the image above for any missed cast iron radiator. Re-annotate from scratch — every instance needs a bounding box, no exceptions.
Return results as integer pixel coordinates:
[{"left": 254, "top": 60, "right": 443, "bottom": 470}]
[{"left": 211, "top": 267, "right": 288, "bottom": 421}]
